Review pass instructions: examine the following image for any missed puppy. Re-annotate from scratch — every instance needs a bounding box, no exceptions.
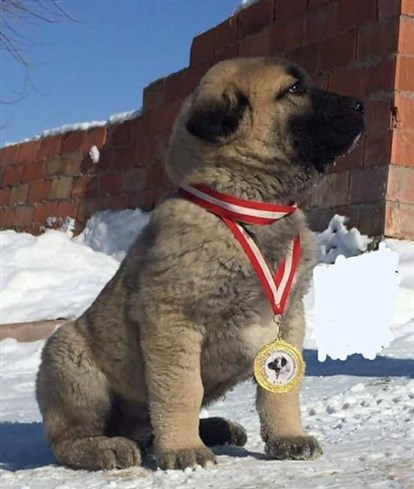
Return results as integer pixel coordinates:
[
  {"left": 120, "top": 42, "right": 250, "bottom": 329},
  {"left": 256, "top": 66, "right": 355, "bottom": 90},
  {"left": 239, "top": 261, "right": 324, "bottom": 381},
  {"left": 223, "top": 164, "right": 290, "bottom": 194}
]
[{"left": 36, "top": 57, "right": 364, "bottom": 471}]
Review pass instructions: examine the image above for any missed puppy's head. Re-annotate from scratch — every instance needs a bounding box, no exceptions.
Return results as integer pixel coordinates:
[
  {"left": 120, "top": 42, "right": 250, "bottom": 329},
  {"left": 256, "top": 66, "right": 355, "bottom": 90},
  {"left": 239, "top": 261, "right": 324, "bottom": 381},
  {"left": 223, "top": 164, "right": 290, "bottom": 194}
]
[{"left": 166, "top": 58, "right": 364, "bottom": 198}]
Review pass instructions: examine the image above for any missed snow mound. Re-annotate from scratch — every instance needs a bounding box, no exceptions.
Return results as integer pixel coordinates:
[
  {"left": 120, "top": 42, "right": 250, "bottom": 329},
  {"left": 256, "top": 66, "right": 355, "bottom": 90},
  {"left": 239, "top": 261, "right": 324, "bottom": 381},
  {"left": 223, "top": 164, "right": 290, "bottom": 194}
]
[
  {"left": 74, "top": 208, "right": 150, "bottom": 261},
  {"left": 316, "top": 214, "right": 371, "bottom": 264},
  {"left": 0, "top": 229, "right": 119, "bottom": 324}
]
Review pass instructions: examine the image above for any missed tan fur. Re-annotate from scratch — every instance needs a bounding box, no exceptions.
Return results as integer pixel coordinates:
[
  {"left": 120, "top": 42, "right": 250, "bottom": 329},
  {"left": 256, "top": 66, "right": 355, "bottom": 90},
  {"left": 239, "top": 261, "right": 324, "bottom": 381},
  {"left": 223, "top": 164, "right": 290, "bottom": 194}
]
[{"left": 37, "top": 57, "right": 364, "bottom": 470}]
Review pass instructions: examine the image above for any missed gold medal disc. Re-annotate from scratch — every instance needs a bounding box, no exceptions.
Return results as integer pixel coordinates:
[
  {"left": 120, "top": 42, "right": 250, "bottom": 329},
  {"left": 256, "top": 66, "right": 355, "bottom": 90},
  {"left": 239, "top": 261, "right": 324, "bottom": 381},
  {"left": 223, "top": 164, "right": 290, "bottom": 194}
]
[{"left": 254, "top": 340, "right": 305, "bottom": 393}]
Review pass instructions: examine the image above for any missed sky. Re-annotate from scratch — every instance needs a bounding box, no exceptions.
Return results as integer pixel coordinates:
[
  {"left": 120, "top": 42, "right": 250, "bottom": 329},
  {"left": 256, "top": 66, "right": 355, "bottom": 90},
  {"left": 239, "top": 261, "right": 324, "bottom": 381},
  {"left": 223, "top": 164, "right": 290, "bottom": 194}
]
[{"left": 0, "top": 0, "right": 242, "bottom": 146}]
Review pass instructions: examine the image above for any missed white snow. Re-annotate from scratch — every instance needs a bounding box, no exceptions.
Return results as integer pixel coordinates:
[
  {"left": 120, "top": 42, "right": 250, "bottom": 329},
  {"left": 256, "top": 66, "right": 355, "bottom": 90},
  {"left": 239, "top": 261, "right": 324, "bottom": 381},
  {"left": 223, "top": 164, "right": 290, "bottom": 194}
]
[
  {"left": 1, "top": 212, "right": 413, "bottom": 488},
  {"left": 2, "top": 110, "right": 142, "bottom": 148},
  {"left": 234, "top": 0, "right": 260, "bottom": 14},
  {"left": 89, "top": 145, "right": 100, "bottom": 164},
  {"left": 316, "top": 214, "right": 371, "bottom": 264},
  {"left": 314, "top": 244, "right": 399, "bottom": 361},
  {"left": 74, "top": 208, "right": 150, "bottom": 261}
]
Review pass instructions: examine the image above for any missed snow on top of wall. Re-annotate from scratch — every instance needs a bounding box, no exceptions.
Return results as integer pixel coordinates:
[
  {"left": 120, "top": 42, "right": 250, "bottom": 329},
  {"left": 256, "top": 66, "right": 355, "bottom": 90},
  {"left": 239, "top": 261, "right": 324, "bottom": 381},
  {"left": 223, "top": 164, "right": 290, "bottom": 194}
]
[
  {"left": 233, "top": 0, "right": 259, "bottom": 14},
  {"left": 2, "top": 109, "right": 142, "bottom": 148}
]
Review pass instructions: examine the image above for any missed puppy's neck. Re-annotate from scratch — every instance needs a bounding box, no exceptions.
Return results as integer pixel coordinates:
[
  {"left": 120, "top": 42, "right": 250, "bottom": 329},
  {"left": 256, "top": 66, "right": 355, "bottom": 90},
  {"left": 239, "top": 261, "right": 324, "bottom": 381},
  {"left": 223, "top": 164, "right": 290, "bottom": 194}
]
[{"left": 187, "top": 165, "right": 294, "bottom": 205}]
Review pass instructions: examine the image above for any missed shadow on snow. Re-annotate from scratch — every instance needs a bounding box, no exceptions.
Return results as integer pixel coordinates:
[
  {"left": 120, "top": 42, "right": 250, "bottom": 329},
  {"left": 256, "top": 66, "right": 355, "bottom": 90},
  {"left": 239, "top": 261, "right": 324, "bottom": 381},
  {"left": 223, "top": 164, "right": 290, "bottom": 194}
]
[{"left": 304, "top": 349, "right": 414, "bottom": 378}]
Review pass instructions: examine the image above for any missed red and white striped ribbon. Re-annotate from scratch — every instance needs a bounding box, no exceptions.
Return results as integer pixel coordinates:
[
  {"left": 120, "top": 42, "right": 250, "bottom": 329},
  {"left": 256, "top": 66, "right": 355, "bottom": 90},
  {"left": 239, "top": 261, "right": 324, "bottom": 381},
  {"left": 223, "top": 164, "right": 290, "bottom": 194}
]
[{"left": 179, "top": 184, "right": 301, "bottom": 317}]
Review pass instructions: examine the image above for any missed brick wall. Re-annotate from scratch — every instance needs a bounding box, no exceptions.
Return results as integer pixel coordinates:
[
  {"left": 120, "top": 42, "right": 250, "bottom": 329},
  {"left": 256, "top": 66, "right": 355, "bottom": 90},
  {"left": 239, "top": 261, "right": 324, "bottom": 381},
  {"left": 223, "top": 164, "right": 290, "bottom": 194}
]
[{"left": 1, "top": 0, "right": 413, "bottom": 238}]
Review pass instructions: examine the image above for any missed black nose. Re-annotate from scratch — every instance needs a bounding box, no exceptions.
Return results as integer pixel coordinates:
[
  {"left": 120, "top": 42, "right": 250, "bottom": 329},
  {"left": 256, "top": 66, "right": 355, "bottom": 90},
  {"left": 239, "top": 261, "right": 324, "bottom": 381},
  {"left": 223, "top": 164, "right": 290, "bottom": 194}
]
[{"left": 352, "top": 100, "right": 364, "bottom": 114}]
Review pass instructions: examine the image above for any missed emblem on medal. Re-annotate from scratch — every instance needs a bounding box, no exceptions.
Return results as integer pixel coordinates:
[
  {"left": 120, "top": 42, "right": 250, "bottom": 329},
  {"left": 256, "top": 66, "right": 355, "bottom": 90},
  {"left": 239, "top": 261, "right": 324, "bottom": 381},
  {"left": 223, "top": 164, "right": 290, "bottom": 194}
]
[{"left": 254, "top": 339, "right": 305, "bottom": 394}]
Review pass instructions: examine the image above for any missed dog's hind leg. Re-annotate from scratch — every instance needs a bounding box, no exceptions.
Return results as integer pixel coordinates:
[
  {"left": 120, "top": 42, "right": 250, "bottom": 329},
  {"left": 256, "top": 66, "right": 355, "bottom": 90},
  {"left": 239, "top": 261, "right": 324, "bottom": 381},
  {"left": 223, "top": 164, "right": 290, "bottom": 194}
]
[
  {"left": 36, "top": 322, "right": 142, "bottom": 470},
  {"left": 199, "top": 417, "right": 247, "bottom": 447}
]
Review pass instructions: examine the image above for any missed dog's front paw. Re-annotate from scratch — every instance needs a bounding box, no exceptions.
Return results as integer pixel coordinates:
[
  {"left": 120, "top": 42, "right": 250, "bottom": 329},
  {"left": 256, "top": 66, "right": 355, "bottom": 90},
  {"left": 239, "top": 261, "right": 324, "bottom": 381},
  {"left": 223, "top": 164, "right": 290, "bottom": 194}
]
[
  {"left": 157, "top": 445, "right": 217, "bottom": 470},
  {"left": 265, "top": 435, "right": 322, "bottom": 460}
]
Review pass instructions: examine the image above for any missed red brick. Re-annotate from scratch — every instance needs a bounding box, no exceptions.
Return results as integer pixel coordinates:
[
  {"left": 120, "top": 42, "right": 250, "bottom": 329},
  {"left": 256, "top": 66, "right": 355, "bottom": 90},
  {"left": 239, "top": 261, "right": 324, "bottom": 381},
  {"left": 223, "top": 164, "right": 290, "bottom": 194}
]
[
  {"left": 357, "top": 202, "right": 386, "bottom": 236},
  {"left": 28, "top": 180, "right": 51, "bottom": 203},
  {"left": 239, "top": 0, "right": 274, "bottom": 37},
  {"left": 0, "top": 188, "right": 10, "bottom": 206},
  {"left": 349, "top": 166, "right": 388, "bottom": 203},
  {"left": 393, "top": 94, "right": 414, "bottom": 130},
  {"left": 305, "top": 1, "right": 337, "bottom": 44},
  {"left": 367, "top": 59, "right": 396, "bottom": 94},
  {"left": 155, "top": 132, "right": 171, "bottom": 161},
  {"left": 49, "top": 177, "right": 73, "bottom": 200},
  {"left": 99, "top": 173, "right": 122, "bottom": 195},
  {"left": 319, "top": 30, "right": 356, "bottom": 72},
  {"left": 3, "top": 165, "right": 23, "bottom": 185},
  {"left": 305, "top": 171, "right": 350, "bottom": 207},
  {"left": 72, "top": 176, "right": 98, "bottom": 199},
  {"left": 239, "top": 29, "right": 271, "bottom": 57},
  {"left": 214, "top": 17, "right": 239, "bottom": 46},
  {"left": 214, "top": 43, "right": 240, "bottom": 64},
  {"left": 128, "top": 190, "right": 154, "bottom": 211},
  {"left": 143, "top": 78, "right": 166, "bottom": 112},
  {"left": 274, "top": 0, "right": 307, "bottom": 23},
  {"left": 130, "top": 113, "right": 151, "bottom": 143},
  {"left": 401, "top": 0, "right": 414, "bottom": 15},
  {"left": 270, "top": 16, "right": 304, "bottom": 55},
  {"left": 391, "top": 130, "right": 414, "bottom": 166},
  {"left": 148, "top": 103, "right": 181, "bottom": 136},
  {"left": 39, "top": 135, "right": 62, "bottom": 158},
  {"left": 190, "top": 28, "right": 216, "bottom": 65},
  {"left": 33, "top": 203, "right": 58, "bottom": 224},
  {"left": 132, "top": 139, "right": 156, "bottom": 167},
  {"left": 9, "top": 184, "right": 29, "bottom": 205},
  {"left": 84, "top": 126, "right": 107, "bottom": 149},
  {"left": 387, "top": 165, "right": 414, "bottom": 202},
  {"left": 399, "top": 16, "right": 414, "bottom": 54},
  {"left": 337, "top": 0, "right": 377, "bottom": 32},
  {"left": 378, "top": 0, "right": 400, "bottom": 19},
  {"left": 22, "top": 159, "right": 44, "bottom": 183},
  {"left": 110, "top": 146, "right": 136, "bottom": 171},
  {"left": 165, "top": 69, "right": 189, "bottom": 104},
  {"left": 385, "top": 200, "right": 414, "bottom": 239},
  {"left": 0, "top": 207, "right": 15, "bottom": 228},
  {"left": 61, "top": 131, "right": 85, "bottom": 154},
  {"left": 328, "top": 138, "right": 364, "bottom": 172},
  {"left": 288, "top": 44, "right": 318, "bottom": 76},
  {"left": 62, "top": 151, "right": 84, "bottom": 176},
  {"left": 56, "top": 201, "right": 77, "bottom": 219},
  {"left": 108, "top": 121, "right": 131, "bottom": 147},
  {"left": 364, "top": 131, "right": 393, "bottom": 167},
  {"left": 395, "top": 55, "right": 414, "bottom": 91},
  {"left": 328, "top": 66, "right": 367, "bottom": 98},
  {"left": 13, "top": 206, "right": 34, "bottom": 227},
  {"left": 185, "top": 64, "right": 209, "bottom": 92},
  {"left": 357, "top": 19, "right": 399, "bottom": 61},
  {"left": 146, "top": 161, "right": 166, "bottom": 189},
  {"left": 0, "top": 144, "right": 19, "bottom": 167},
  {"left": 314, "top": 73, "right": 329, "bottom": 90},
  {"left": 308, "top": 0, "right": 332, "bottom": 8},
  {"left": 16, "top": 140, "right": 40, "bottom": 164},
  {"left": 76, "top": 198, "right": 100, "bottom": 221},
  {"left": 44, "top": 152, "right": 83, "bottom": 177},
  {"left": 104, "top": 195, "right": 129, "bottom": 211},
  {"left": 123, "top": 168, "right": 146, "bottom": 194},
  {"left": 365, "top": 100, "right": 392, "bottom": 133}
]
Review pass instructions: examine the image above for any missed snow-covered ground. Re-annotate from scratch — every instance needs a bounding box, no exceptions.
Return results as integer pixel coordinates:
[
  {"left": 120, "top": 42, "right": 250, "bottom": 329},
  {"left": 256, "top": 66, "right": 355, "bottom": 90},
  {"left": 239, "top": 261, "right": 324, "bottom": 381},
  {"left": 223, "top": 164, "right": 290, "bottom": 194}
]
[{"left": 1, "top": 212, "right": 413, "bottom": 488}]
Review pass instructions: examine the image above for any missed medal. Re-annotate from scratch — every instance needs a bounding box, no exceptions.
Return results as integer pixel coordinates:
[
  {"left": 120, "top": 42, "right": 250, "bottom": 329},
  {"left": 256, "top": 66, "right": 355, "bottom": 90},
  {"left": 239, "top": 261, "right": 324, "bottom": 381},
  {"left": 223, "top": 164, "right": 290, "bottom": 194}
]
[{"left": 254, "top": 338, "right": 305, "bottom": 394}]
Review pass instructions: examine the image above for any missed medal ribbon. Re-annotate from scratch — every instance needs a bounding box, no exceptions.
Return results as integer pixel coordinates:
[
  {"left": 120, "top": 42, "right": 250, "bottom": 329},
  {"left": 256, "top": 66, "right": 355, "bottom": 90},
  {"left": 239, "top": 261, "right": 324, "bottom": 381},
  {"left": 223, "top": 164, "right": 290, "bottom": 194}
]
[{"left": 179, "top": 183, "right": 301, "bottom": 317}]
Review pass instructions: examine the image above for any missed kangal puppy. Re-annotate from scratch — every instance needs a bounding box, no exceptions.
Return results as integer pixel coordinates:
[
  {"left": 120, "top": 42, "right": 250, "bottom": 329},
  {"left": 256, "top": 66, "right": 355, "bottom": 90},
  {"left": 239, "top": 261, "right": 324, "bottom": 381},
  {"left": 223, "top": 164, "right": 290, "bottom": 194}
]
[{"left": 37, "top": 57, "right": 365, "bottom": 471}]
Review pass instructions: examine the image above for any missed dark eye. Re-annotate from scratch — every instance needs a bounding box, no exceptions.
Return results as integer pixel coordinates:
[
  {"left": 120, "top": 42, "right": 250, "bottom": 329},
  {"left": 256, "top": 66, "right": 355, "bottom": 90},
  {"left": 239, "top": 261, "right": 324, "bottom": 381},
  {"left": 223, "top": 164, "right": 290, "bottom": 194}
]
[{"left": 288, "top": 82, "right": 304, "bottom": 94}]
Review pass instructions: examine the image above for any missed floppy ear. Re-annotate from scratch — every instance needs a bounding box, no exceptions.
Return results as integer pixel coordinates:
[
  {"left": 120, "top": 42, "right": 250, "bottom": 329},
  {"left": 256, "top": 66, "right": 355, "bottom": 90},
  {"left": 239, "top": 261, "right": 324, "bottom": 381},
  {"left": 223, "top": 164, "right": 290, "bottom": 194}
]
[{"left": 186, "top": 87, "right": 249, "bottom": 144}]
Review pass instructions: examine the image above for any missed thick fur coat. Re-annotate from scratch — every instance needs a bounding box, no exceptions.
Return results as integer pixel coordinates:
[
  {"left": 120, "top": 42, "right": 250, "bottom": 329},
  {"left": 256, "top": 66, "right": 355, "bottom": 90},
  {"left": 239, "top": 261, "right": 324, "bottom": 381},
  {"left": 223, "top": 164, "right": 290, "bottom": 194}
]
[{"left": 36, "top": 58, "right": 364, "bottom": 471}]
